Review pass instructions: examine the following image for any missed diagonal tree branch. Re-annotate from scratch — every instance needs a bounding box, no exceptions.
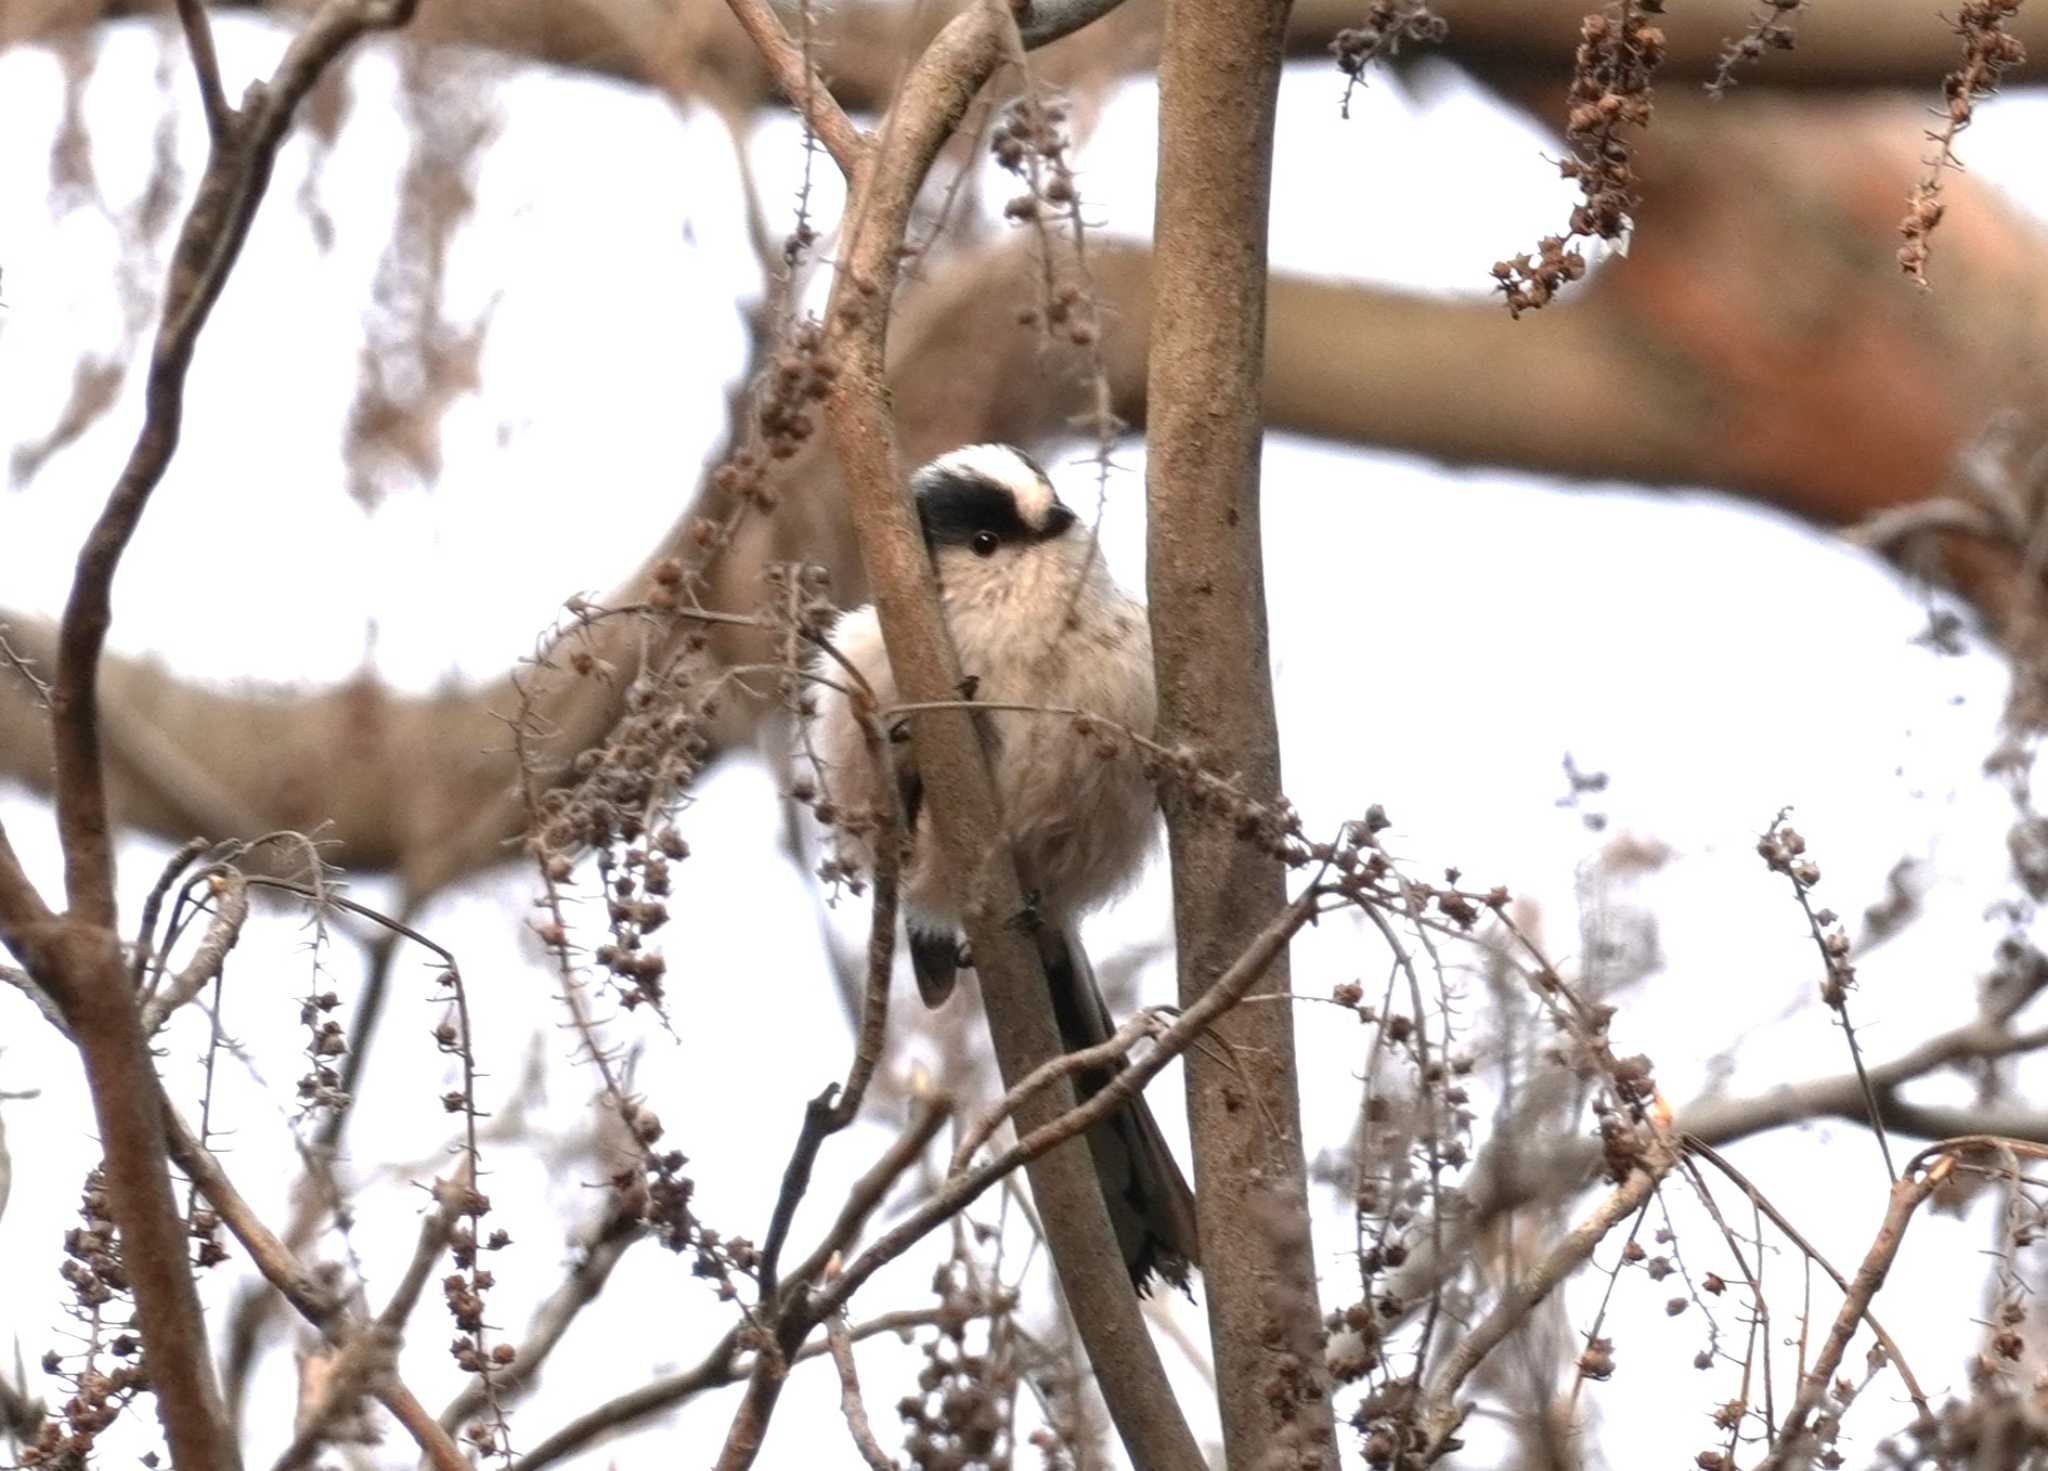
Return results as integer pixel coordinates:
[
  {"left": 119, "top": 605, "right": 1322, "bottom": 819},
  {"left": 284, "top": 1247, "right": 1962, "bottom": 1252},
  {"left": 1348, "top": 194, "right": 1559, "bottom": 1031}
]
[
  {"left": 9, "top": 4, "right": 423, "bottom": 1470},
  {"left": 798, "top": 0, "right": 1203, "bottom": 1464}
]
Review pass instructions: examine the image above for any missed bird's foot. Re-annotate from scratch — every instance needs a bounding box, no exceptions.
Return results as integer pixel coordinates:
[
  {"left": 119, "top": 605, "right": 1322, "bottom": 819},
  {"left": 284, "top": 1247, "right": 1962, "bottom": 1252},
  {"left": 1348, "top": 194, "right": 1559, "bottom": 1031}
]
[{"left": 1006, "top": 889, "right": 1045, "bottom": 936}]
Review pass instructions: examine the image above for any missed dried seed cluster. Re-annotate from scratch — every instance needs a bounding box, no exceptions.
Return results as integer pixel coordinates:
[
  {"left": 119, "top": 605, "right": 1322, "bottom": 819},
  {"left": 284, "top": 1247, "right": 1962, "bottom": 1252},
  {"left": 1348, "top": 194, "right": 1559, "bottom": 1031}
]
[
  {"left": 1899, "top": 0, "right": 2027, "bottom": 285},
  {"left": 1706, "top": 0, "right": 1806, "bottom": 97},
  {"left": 532, "top": 619, "right": 719, "bottom": 1014},
  {"left": 993, "top": 96, "right": 1105, "bottom": 353},
  {"left": 23, "top": 1174, "right": 149, "bottom": 1470},
  {"left": 1492, "top": 1, "right": 1666, "bottom": 316},
  {"left": 297, "top": 985, "right": 350, "bottom": 1114},
  {"left": 897, "top": 1255, "right": 1019, "bottom": 1471},
  {"left": 685, "top": 318, "right": 838, "bottom": 576},
  {"left": 1329, "top": 1, "right": 1448, "bottom": 115},
  {"left": 1757, "top": 816, "right": 1854, "bottom": 1007},
  {"left": 443, "top": 1172, "right": 516, "bottom": 1460},
  {"left": 422, "top": 958, "right": 518, "bottom": 1463}
]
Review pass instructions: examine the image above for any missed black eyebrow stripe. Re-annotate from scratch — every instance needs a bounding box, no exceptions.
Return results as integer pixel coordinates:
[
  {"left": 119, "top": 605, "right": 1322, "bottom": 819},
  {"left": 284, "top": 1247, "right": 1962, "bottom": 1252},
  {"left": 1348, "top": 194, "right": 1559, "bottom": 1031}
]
[{"left": 914, "top": 471, "right": 1050, "bottom": 546}]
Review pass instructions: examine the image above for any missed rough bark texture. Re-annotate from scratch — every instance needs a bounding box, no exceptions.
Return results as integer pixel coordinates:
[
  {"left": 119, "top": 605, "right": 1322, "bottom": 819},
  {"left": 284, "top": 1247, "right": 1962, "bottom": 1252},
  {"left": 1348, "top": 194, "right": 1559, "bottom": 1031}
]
[
  {"left": 14, "top": 0, "right": 2048, "bottom": 99},
  {"left": 1145, "top": 0, "right": 1338, "bottom": 1467},
  {"left": 815, "top": 8, "right": 1204, "bottom": 1469},
  {"left": 10, "top": 92, "right": 2048, "bottom": 879},
  {"left": 35, "top": 924, "right": 242, "bottom": 1471}
]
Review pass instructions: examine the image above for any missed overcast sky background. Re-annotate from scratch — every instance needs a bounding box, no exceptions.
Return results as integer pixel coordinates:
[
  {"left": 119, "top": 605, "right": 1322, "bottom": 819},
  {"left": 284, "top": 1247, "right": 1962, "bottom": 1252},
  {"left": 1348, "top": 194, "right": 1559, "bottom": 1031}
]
[{"left": 5, "top": 14, "right": 2048, "bottom": 1468}]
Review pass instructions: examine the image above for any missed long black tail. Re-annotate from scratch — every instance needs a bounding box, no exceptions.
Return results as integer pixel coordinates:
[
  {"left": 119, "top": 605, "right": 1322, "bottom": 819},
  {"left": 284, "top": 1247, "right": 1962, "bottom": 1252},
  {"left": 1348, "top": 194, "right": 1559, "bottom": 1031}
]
[{"left": 1039, "top": 921, "right": 1200, "bottom": 1294}]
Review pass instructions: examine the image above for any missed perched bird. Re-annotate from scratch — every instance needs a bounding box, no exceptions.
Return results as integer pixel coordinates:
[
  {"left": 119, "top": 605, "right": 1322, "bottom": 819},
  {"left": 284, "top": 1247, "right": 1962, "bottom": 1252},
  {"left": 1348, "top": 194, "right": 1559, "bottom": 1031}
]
[{"left": 808, "top": 444, "right": 1199, "bottom": 1292}]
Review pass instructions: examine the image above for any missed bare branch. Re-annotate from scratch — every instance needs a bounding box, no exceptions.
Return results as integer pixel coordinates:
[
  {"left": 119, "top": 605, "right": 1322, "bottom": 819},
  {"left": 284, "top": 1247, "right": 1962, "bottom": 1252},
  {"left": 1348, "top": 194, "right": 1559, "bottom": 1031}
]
[
  {"left": 720, "top": 0, "right": 867, "bottom": 172},
  {"left": 510, "top": 1305, "right": 986, "bottom": 1471},
  {"left": 0, "top": 824, "right": 55, "bottom": 969},
  {"left": 137, "top": 868, "right": 248, "bottom": 1033},
  {"left": 173, "top": 0, "right": 233, "bottom": 141},
  {"left": 1145, "top": 0, "right": 1334, "bottom": 1464},
  {"left": 826, "top": 1309, "right": 897, "bottom": 1471},
  {"left": 759, "top": 731, "right": 902, "bottom": 1301},
  {"left": 1421, "top": 1145, "right": 1675, "bottom": 1454},
  {"left": 161, "top": 1104, "right": 472, "bottom": 1471},
  {"left": 1759, "top": 1152, "right": 1957, "bottom": 1468},
  {"left": 948, "top": 1008, "right": 1166, "bottom": 1175},
  {"left": 816, "top": 885, "right": 1320, "bottom": 1319},
  {"left": 51, "top": 0, "right": 421, "bottom": 930}
]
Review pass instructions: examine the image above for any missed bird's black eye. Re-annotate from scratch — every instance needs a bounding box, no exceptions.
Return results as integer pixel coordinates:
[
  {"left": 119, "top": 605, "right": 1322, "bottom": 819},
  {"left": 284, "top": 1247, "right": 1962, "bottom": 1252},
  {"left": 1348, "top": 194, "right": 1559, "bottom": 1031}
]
[{"left": 971, "top": 530, "right": 999, "bottom": 557}]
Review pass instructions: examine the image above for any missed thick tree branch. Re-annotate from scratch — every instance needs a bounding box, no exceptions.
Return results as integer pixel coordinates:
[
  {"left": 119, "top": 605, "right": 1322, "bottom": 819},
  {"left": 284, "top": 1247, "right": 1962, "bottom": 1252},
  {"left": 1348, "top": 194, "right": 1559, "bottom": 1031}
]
[
  {"left": 15, "top": 0, "right": 2048, "bottom": 104},
  {"left": 9, "top": 87, "right": 2048, "bottom": 886},
  {"left": 1144, "top": 0, "right": 1334, "bottom": 1465},
  {"left": 810, "top": 1, "right": 1202, "bottom": 1465},
  {"left": 161, "top": 1104, "right": 471, "bottom": 1471},
  {"left": 719, "top": 0, "right": 867, "bottom": 171}
]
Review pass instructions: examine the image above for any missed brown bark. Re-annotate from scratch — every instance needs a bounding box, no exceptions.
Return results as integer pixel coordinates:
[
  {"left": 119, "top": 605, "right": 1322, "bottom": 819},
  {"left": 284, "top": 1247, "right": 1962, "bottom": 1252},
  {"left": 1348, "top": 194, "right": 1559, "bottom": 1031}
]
[
  {"left": 13, "top": 0, "right": 2045, "bottom": 102},
  {"left": 5, "top": 95, "right": 2047, "bottom": 890},
  {"left": 1145, "top": 0, "right": 1338, "bottom": 1467},
  {"left": 814, "top": 2, "right": 1205, "bottom": 1464}
]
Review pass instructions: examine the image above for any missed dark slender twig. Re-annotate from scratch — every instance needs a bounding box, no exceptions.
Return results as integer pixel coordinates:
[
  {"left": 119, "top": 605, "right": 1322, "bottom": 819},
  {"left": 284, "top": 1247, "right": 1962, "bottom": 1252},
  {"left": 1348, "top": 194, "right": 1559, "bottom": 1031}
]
[
  {"left": 712, "top": 1100, "right": 950, "bottom": 1471},
  {"left": 129, "top": 837, "right": 209, "bottom": 990},
  {"left": 138, "top": 869, "right": 248, "bottom": 1032},
  {"left": 173, "top": 0, "right": 234, "bottom": 141},
  {"left": 759, "top": 720, "right": 902, "bottom": 1301}
]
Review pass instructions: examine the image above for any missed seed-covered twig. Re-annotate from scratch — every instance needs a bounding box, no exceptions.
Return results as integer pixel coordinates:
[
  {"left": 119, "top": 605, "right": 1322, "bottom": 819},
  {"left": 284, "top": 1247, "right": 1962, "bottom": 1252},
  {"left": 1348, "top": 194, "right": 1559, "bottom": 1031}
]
[
  {"left": 1899, "top": 0, "right": 2030, "bottom": 286},
  {"left": 1492, "top": 1, "right": 1665, "bottom": 316}
]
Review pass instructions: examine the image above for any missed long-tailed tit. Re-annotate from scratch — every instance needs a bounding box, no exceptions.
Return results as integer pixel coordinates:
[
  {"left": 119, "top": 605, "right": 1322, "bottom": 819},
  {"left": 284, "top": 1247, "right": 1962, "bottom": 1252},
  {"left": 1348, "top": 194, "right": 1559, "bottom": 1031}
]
[{"left": 808, "top": 444, "right": 1198, "bottom": 1292}]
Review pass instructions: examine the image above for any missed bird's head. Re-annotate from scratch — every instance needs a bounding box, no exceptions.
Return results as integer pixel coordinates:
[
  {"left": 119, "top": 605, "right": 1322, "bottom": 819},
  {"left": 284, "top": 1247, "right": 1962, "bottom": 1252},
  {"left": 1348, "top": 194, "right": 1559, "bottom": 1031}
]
[{"left": 911, "top": 445, "right": 1080, "bottom": 588}]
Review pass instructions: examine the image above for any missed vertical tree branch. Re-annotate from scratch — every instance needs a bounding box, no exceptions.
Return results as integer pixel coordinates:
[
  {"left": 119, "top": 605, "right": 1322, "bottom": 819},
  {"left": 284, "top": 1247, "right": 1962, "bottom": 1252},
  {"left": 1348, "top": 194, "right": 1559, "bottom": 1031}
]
[
  {"left": 11, "top": 4, "right": 423, "bottom": 1468},
  {"left": 813, "top": 3, "right": 1202, "bottom": 1467},
  {"left": 1144, "top": 0, "right": 1338, "bottom": 1466}
]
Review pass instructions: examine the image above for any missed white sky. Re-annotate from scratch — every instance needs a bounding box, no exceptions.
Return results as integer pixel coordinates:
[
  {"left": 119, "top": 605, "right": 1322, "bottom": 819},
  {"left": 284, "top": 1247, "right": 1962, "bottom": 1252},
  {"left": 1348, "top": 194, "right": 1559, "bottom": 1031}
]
[{"left": 4, "top": 13, "right": 2048, "bottom": 1469}]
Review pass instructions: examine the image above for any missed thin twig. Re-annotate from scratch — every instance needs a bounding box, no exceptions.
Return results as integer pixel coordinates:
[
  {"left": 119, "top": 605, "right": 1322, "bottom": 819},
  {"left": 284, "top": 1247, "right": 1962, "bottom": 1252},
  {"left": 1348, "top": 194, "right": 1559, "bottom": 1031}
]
[
  {"left": 826, "top": 1308, "right": 898, "bottom": 1471},
  {"left": 815, "top": 886, "right": 1319, "bottom": 1320},
  {"left": 174, "top": 0, "right": 235, "bottom": 141},
  {"left": 948, "top": 1008, "right": 1167, "bottom": 1175},
  {"left": 1760, "top": 1154, "right": 1955, "bottom": 1469},
  {"left": 1422, "top": 1148, "right": 1675, "bottom": 1455},
  {"left": 160, "top": 1102, "right": 470, "bottom": 1471},
  {"left": 1683, "top": 1138, "right": 1928, "bottom": 1417},
  {"left": 138, "top": 869, "right": 248, "bottom": 1032},
  {"left": 759, "top": 722, "right": 903, "bottom": 1300}
]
